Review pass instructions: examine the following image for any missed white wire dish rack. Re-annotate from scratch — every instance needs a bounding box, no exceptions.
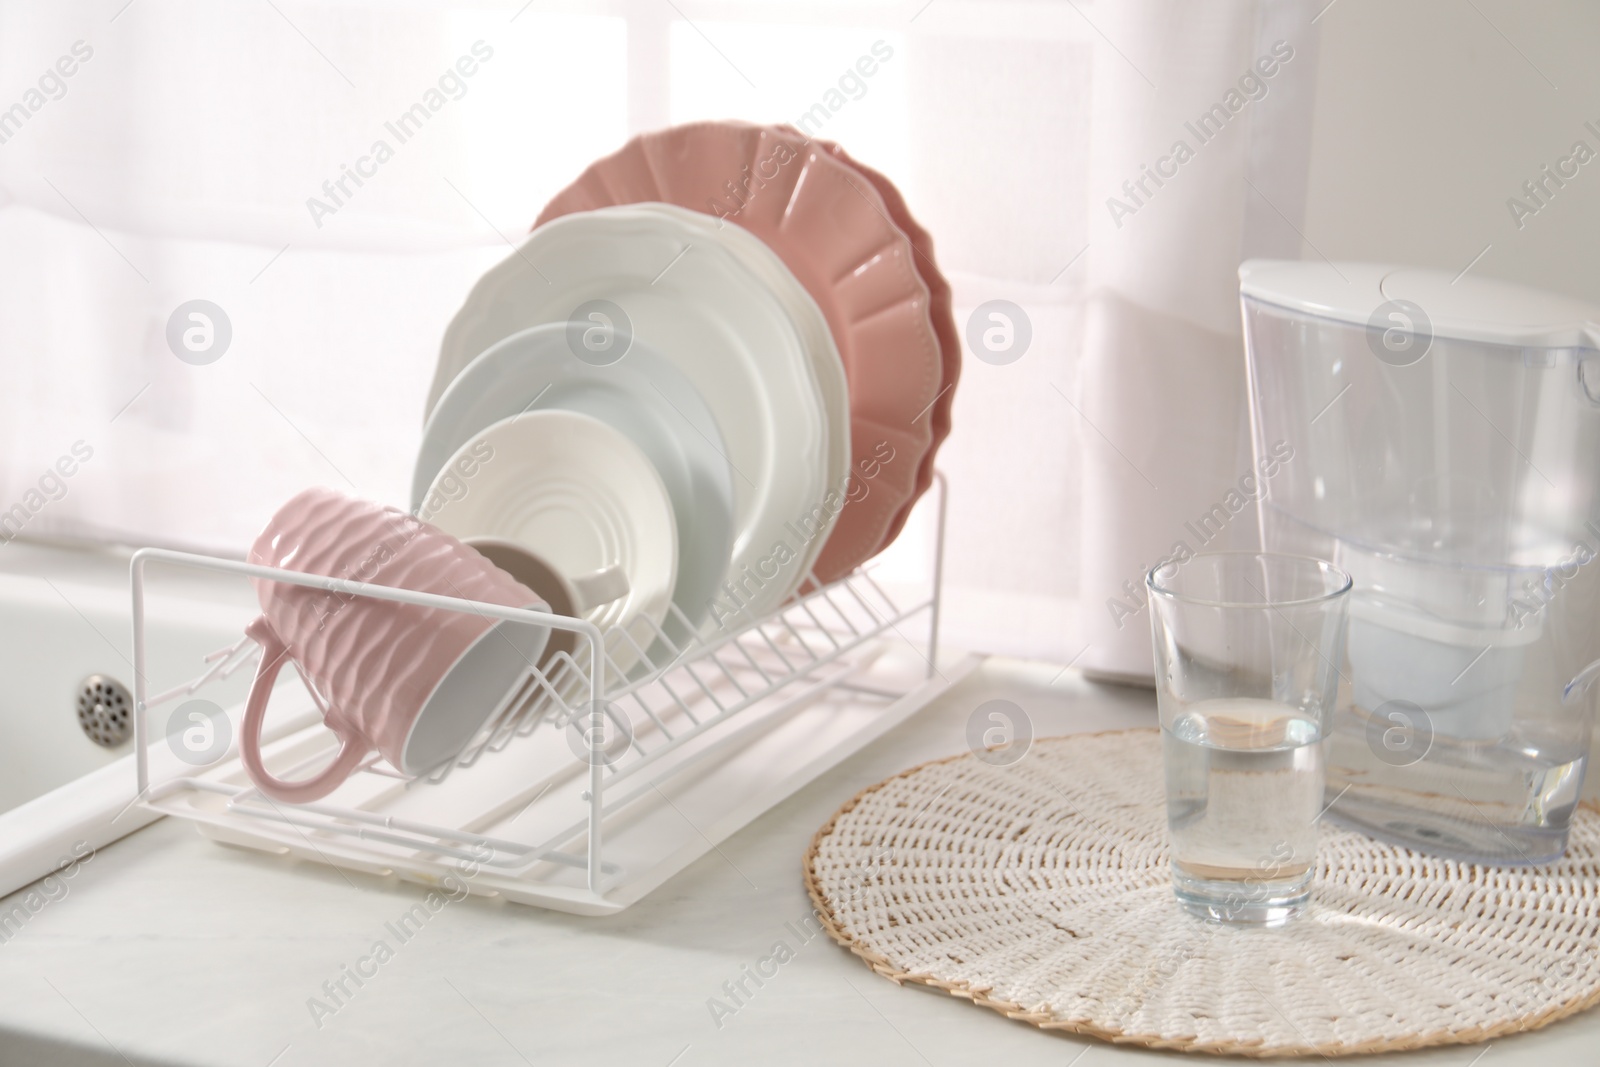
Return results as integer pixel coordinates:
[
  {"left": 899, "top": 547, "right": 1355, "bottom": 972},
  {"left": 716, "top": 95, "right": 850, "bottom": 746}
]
[{"left": 132, "top": 476, "right": 976, "bottom": 915}]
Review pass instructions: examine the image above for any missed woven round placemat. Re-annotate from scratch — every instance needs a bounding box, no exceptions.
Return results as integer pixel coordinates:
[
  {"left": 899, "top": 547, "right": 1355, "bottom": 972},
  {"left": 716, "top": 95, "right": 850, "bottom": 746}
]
[{"left": 804, "top": 728, "right": 1600, "bottom": 1057}]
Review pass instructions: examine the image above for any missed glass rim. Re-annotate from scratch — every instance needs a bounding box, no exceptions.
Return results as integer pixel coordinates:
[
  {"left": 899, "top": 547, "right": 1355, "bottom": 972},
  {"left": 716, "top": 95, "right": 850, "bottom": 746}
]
[{"left": 1144, "top": 550, "right": 1353, "bottom": 609}]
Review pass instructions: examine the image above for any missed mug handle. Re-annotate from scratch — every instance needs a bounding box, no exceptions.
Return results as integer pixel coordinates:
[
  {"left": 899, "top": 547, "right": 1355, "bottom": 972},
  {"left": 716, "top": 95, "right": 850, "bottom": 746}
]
[
  {"left": 570, "top": 563, "right": 629, "bottom": 615},
  {"left": 240, "top": 615, "right": 368, "bottom": 804}
]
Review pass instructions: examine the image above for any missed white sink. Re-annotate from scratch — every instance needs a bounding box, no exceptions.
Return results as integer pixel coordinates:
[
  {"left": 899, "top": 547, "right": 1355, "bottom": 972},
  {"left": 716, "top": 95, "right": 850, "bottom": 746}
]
[{"left": 0, "top": 541, "right": 255, "bottom": 896}]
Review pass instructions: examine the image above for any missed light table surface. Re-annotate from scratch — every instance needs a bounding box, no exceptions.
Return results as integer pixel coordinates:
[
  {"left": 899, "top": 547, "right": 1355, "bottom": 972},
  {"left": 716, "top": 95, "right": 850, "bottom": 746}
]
[{"left": 0, "top": 656, "right": 1592, "bottom": 1065}]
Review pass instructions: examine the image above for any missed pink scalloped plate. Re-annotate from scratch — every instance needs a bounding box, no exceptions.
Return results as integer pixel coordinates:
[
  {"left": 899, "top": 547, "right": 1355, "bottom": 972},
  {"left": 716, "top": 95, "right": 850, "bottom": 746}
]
[
  {"left": 535, "top": 122, "right": 941, "bottom": 585},
  {"left": 802, "top": 133, "right": 958, "bottom": 555}
]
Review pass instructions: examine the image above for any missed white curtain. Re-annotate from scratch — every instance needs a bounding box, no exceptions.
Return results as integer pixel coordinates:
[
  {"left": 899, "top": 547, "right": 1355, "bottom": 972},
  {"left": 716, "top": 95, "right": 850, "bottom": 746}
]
[
  {"left": 0, "top": 0, "right": 1317, "bottom": 664},
  {"left": 1074, "top": 0, "right": 1320, "bottom": 681}
]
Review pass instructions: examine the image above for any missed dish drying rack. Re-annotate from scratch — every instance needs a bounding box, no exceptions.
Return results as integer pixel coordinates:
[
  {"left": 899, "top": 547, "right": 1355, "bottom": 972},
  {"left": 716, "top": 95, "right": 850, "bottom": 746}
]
[{"left": 131, "top": 475, "right": 977, "bottom": 914}]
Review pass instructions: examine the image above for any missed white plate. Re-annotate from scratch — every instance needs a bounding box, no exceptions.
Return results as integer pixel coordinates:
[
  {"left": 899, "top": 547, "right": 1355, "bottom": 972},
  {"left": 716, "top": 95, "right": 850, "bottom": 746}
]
[
  {"left": 414, "top": 324, "right": 734, "bottom": 659},
  {"left": 622, "top": 203, "right": 850, "bottom": 594},
  {"left": 428, "top": 206, "right": 830, "bottom": 625},
  {"left": 422, "top": 410, "right": 677, "bottom": 681}
]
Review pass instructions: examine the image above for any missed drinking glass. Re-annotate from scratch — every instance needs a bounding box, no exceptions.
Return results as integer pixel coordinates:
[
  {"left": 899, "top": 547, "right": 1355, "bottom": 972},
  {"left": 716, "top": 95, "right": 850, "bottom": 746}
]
[{"left": 1146, "top": 552, "right": 1351, "bottom": 926}]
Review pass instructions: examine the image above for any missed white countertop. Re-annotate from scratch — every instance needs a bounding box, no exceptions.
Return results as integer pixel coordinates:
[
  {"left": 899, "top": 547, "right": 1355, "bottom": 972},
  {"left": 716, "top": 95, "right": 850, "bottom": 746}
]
[{"left": 0, "top": 656, "right": 1595, "bottom": 1066}]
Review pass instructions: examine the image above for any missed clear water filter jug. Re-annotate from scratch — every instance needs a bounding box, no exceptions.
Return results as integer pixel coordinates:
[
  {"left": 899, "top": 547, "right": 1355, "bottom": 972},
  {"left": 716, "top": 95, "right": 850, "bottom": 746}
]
[{"left": 1241, "top": 261, "right": 1600, "bottom": 863}]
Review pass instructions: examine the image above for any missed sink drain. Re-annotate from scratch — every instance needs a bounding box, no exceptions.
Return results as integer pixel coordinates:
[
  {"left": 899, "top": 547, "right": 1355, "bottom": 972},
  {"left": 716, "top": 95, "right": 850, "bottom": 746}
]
[{"left": 77, "top": 674, "right": 132, "bottom": 748}]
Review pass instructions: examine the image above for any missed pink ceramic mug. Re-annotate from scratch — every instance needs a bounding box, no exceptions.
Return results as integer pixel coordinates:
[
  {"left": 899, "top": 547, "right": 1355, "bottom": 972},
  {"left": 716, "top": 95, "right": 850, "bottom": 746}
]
[{"left": 240, "top": 487, "right": 549, "bottom": 803}]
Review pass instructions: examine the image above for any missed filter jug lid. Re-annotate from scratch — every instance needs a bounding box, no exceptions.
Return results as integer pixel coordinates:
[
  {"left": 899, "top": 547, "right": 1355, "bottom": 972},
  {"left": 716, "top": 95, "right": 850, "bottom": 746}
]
[{"left": 1239, "top": 260, "right": 1600, "bottom": 350}]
